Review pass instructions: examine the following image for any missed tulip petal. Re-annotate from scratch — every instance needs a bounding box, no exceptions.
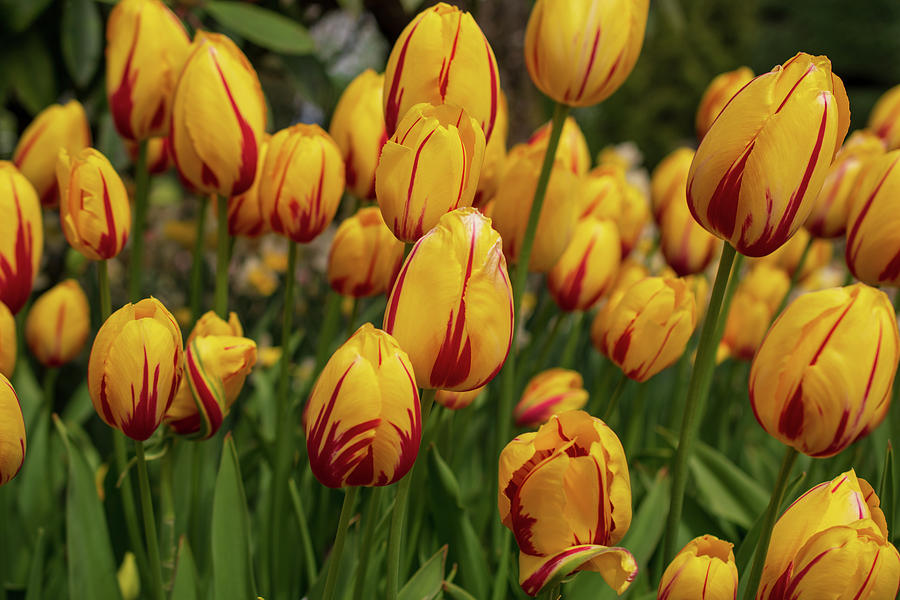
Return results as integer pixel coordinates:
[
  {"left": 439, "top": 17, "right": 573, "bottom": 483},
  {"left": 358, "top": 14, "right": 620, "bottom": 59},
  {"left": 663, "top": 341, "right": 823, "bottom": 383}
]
[{"left": 518, "top": 544, "right": 637, "bottom": 597}]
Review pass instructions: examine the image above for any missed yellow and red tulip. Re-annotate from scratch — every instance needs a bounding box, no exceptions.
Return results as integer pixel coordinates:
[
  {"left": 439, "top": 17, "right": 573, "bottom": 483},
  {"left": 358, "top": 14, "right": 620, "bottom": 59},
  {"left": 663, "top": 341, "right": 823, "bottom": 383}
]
[
  {"left": 0, "top": 374, "right": 25, "bottom": 487},
  {"left": 498, "top": 410, "right": 637, "bottom": 596},
  {"left": 227, "top": 136, "right": 270, "bottom": 238},
  {"left": 0, "top": 302, "right": 14, "bottom": 378},
  {"left": 105, "top": 0, "right": 191, "bottom": 141},
  {"left": 547, "top": 217, "right": 621, "bottom": 312},
  {"left": 328, "top": 207, "right": 404, "bottom": 298},
  {"left": 868, "top": 83, "right": 900, "bottom": 151},
  {"left": 304, "top": 323, "right": 420, "bottom": 487},
  {"left": 384, "top": 207, "right": 513, "bottom": 391},
  {"left": 718, "top": 263, "right": 789, "bottom": 361},
  {"left": 188, "top": 310, "right": 243, "bottom": 342},
  {"left": 25, "top": 280, "right": 90, "bottom": 368},
  {"left": 527, "top": 116, "right": 591, "bottom": 175},
  {"left": 695, "top": 67, "right": 754, "bottom": 141},
  {"left": 435, "top": 385, "right": 484, "bottom": 410},
  {"left": 686, "top": 53, "right": 850, "bottom": 257},
  {"left": 658, "top": 190, "right": 719, "bottom": 277},
  {"left": 513, "top": 368, "right": 589, "bottom": 428},
  {"left": 754, "top": 228, "right": 832, "bottom": 284},
  {"left": 650, "top": 147, "right": 694, "bottom": 221},
  {"left": 658, "top": 535, "right": 738, "bottom": 600},
  {"left": 581, "top": 165, "right": 649, "bottom": 258},
  {"left": 126, "top": 137, "right": 171, "bottom": 174},
  {"left": 0, "top": 162, "right": 43, "bottom": 315}
]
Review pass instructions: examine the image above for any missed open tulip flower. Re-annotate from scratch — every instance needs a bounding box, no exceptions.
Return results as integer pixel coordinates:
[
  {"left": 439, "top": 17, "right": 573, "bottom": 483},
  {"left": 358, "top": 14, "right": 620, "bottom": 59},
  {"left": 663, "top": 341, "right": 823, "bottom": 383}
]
[
  {"left": 0, "top": 162, "right": 43, "bottom": 315},
  {"left": 513, "top": 368, "right": 589, "bottom": 428},
  {"left": 868, "top": 83, "right": 900, "bottom": 150},
  {"left": 756, "top": 470, "right": 899, "bottom": 599},
  {"left": 499, "top": 410, "right": 637, "bottom": 597},
  {"left": 25, "top": 279, "right": 90, "bottom": 367},
  {"left": 695, "top": 66, "right": 754, "bottom": 141},
  {"left": 658, "top": 535, "right": 738, "bottom": 600},
  {"left": 328, "top": 207, "right": 404, "bottom": 298},
  {"left": 0, "top": 374, "right": 25, "bottom": 487}
]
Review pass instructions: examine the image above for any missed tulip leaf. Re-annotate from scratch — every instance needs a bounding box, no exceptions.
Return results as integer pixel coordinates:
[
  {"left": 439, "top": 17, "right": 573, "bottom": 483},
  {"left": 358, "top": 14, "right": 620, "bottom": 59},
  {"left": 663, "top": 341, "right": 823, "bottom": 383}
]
[
  {"left": 442, "top": 580, "right": 478, "bottom": 600},
  {"left": 0, "top": 0, "right": 55, "bottom": 32},
  {"left": 688, "top": 440, "right": 770, "bottom": 529},
  {"left": 172, "top": 537, "right": 199, "bottom": 600},
  {"left": 61, "top": 0, "right": 102, "bottom": 88},
  {"left": 204, "top": 2, "right": 315, "bottom": 55},
  {"left": 398, "top": 545, "right": 447, "bottom": 600},
  {"left": 879, "top": 443, "right": 894, "bottom": 537},
  {"left": 17, "top": 410, "right": 56, "bottom": 536},
  {"left": 24, "top": 527, "right": 46, "bottom": 600}
]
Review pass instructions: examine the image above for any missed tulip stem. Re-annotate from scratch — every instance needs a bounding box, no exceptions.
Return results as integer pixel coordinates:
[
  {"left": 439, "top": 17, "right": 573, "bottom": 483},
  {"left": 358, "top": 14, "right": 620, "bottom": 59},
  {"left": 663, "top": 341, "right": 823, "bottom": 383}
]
[
  {"left": 602, "top": 371, "right": 628, "bottom": 421},
  {"left": 129, "top": 139, "right": 149, "bottom": 302},
  {"left": 134, "top": 440, "right": 165, "bottom": 600},
  {"left": 214, "top": 195, "right": 230, "bottom": 319},
  {"left": 347, "top": 297, "right": 358, "bottom": 338},
  {"left": 352, "top": 487, "right": 383, "bottom": 599},
  {"left": 98, "top": 260, "right": 111, "bottom": 320},
  {"left": 322, "top": 485, "right": 359, "bottom": 600},
  {"left": 288, "top": 477, "right": 318, "bottom": 585},
  {"left": 773, "top": 236, "right": 813, "bottom": 320},
  {"left": 741, "top": 446, "right": 799, "bottom": 600},
  {"left": 560, "top": 311, "right": 584, "bottom": 369},
  {"left": 159, "top": 445, "right": 177, "bottom": 595},
  {"left": 539, "top": 583, "right": 560, "bottom": 600},
  {"left": 189, "top": 195, "right": 210, "bottom": 324},
  {"left": 711, "top": 253, "right": 745, "bottom": 345},
  {"left": 536, "top": 313, "right": 565, "bottom": 367},
  {"left": 664, "top": 242, "right": 737, "bottom": 562},
  {"left": 314, "top": 291, "right": 342, "bottom": 377}
]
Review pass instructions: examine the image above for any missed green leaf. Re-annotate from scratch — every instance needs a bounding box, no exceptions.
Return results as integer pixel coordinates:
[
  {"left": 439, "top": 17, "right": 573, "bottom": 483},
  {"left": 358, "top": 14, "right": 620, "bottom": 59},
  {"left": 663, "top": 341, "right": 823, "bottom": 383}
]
[
  {"left": 880, "top": 442, "right": 894, "bottom": 536},
  {"left": 204, "top": 2, "right": 315, "bottom": 55},
  {"left": 443, "top": 580, "right": 478, "bottom": 600},
  {"left": 17, "top": 410, "right": 58, "bottom": 536},
  {"left": 212, "top": 434, "right": 256, "bottom": 600},
  {"left": 0, "top": 0, "right": 55, "bottom": 32},
  {"left": 5, "top": 33, "right": 56, "bottom": 115},
  {"left": 172, "top": 537, "right": 199, "bottom": 600},
  {"left": 398, "top": 545, "right": 447, "bottom": 600},
  {"left": 689, "top": 441, "right": 769, "bottom": 529},
  {"left": 61, "top": 0, "right": 102, "bottom": 87},
  {"left": 24, "top": 528, "right": 46, "bottom": 600}
]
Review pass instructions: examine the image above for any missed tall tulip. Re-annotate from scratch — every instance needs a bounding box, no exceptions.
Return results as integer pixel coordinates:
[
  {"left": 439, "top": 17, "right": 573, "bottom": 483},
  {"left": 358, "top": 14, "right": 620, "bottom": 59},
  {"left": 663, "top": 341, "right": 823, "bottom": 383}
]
[
  {"left": 547, "top": 217, "right": 621, "bottom": 312},
  {"left": 658, "top": 191, "right": 719, "bottom": 277},
  {"left": 650, "top": 147, "right": 694, "bottom": 221},
  {"left": 868, "top": 83, "right": 900, "bottom": 151},
  {"left": 25, "top": 280, "right": 90, "bottom": 367},
  {"left": 0, "top": 162, "right": 43, "bottom": 314},
  {"left": 719, "top": 264, "right": 789, "bottom": 361},
  {"left": 0, "top": 303, "right": 14, "bottom": 378},
  {"left": 658, "top": 535, "right": 738, "bottom": 600},
  {"left": 328, "top": 207, "right": 404, "bottom": 298},
  {"left": 0, "top": 374, "right": 25, "bottom": 487},
  {"left": 695, "top": 67, "right": 754, "bottom": 141},
  {"left": 513, "top": 368, "right": 589, "bottom": 427},
  {"left": 527, "top": 116, "right": 591, "bottom": 175}
]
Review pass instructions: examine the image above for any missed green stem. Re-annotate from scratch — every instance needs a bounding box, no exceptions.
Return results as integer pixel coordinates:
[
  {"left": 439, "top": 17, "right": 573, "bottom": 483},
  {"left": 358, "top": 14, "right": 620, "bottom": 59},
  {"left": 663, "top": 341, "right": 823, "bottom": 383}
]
[
  {"left": 663, "top": 242, "right": 738, "bottom": 562},
  {"left": 490, "top": 530, "right": 511, "bottom": 600},
  {"left": 134, "top": 440, "right": 165, "bottom": 600},
  {"left": 535, "top": 313, "right": 565, "bottom": 368},
  {"left": 711, "top": 253, "right": 745, "bottom": 349},
  {"left": 322, "top": 486, "right": 360, "bottom": 600},
  {"left": 347, "top": 297, "right": 358, "bottom": 338},
  {"left": 159, "top": 446, "right": 176, "bottom": 594},
  {"left": 314, "top": 291, "right": 343, "bottom": 377},
  {"left": 602, "top": 371, "right": 628, "bottom": 422},
  {"left": 113, "top": 433, "right": 151, "bottom": 591},
  {"left": 214, "top": 195, "right": 230, "bottom": 319},
  {"left": 189, "top": 196, "right": 210, "bottom": 324},
  {"left": 129, "top": 140, "right": 149, "bottom": 302},
  {"left": 98, "top": 260, "right": 111, "bottom": 320},
  {"left": 539, "top": 583, "right": 560, "bottom": 600},
  {"left": 560, "top": 311, "right": 584, "bottom": 369},
  {"left": 288, "top": 477, "right": 318, "bottom": 585},
  {"left": 773, "top": 236, "right": 813, "bottom": 321},
  {"left": 741, "top": 446, "right": 799, "bottom": 600}
]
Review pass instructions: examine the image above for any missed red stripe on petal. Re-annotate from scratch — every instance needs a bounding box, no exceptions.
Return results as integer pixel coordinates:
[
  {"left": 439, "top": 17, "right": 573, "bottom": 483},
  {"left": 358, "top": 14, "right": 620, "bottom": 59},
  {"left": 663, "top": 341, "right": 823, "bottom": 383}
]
[
  {"left": 0, "top": 184, "right": 36, "bottom": 314},
  {"left": 210, "top": 49, "right": 258, "bottom": 196},
  {"left": 108, "top": 13, "right": 142, "bottom": 140},
  {"left": 384, "top": 19, "right": 423, "bottom": 137},
  {"left": 575, "top": 26, "right": 602, "bottom": 102},
  {"left": 122, "top": 349, "right": 163, "bottom": 441}
]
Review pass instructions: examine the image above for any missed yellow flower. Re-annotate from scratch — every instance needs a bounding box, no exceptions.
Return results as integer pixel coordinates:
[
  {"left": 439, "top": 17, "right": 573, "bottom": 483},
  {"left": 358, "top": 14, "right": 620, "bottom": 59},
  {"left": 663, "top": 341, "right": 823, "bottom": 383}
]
[
  {"left": 25, "top": 280, "right": 90, "bottom": 367},
  {"left": 695, "top": 67, "right": 754, "bottom": 141},
  {"left": 658, "top": 191, "right": 719, "bottom": 276},
  {"left": 0, "top": 374, "right": 25, "bottom": 486},
  {"left": 719, "top": 264, "right": 789, "bottom": 361},
  {"left": 435, "top": 385, "right": 484, "bottom": 410},
  {"left": 527, "top": 116, "right": 591, "bottom": 175},
  {"left": 0, "top": 302, "right": 14, "bottom": 378},
  {"left": 513, "top": 368, "right": 588, "bottom": 427},
  {"left": 753, "top": 228, "right": 832, "bottom": 284},
  {"left": 846, "top": 150, "right": 900, "bottom": 286},
  {"left": 658, "top": 535, "right": 738, "bottom": 600},
  {"left": 227, "top": 135, "right": 270, "bottom": 238},
  {"left": 0, "top": 162, "right": 43, "bottom": 314},
  {"left": 328, "top": 207, "right": 404, "bottom": 298},
  {"left": 126, "top": 137, "right": 171, "bottom": 174},
  {"left": 547, "top": 217, "right": 621, "bottom": 311},
  {"left": 188, "top": 310, "right": 243, "bottom": 342},
  {"left": 650, "top": 147, "right": 694, "bottom": 221},
  {"left": 868, "top": 83, "right": 900, "bottom": 150},
  {"left": 581, "top": 164, "right": 649, "bottom": 258}
]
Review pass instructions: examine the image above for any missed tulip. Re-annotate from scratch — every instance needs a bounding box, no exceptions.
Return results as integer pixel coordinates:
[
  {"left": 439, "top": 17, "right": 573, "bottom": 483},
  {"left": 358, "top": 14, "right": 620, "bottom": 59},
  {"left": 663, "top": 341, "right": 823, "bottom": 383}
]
[
  {"left": 328, "top": 207, "right": 404, "bottom": 298},
  {"left": 687, "top": 53, "right": 850, "bottom": 257},
  {"left": 435, "top": 385, "right": 483, "bottom": 410},
  {"left": 868, "top": 83, "right": 900, "bottom": 151},
  {"left": 106, "top": 0, "right": 191, "bottom": 141},
  {"left": 88, "top": 298, "right": 184, "bottom": 441},
  {"left": 695, "top": 67, "right": 755, "bottom": 141},
  {"left": 659, "top": 190, "right": 719, "bottom": 277},
  {"left": 846, "top": 150, "right": 900, "bottom": 286},
  {"left": 718, "top": 264, "right": 789, "bottom": 361},
  {"left": 188, "top": 310, "right": 243, "bottom": 343},
  {"left": 376, "top": 102, "right": 485, "bottom": 243},
  {"left": 0, "top": 162, "right": 43, "bottom": 315},
  {"left": 384, "top": 207, "right": 513, "bottom": 391},
  {"left": 499, "top": 410, "right": 637, "bottom": 596},
  {"left": 0, "top": 374, "right": 25, "bottom": 487},
  {"left": 171, "top": 31, "right": 266, "bottom": 198},
  {"left": 513, "top": 368, "right": 589, "bottom": 427},
  {"left": 589, "top": 259, "right": 650, "bottom": 354},
  {"left": 527, "top": 116, "right": 591, "bottom": 175},
  {"left": 756, "top": 470, "right": 899, "bottom": 599},
  {"left": 749, "top": 284, "right": 899, "bottom": 457},
  {"left": 56, "top": 148, "right": 131, "bottom": 260},
  {"left": 492, "top": 144, "right": 578, "bottom": 272},
  {"left": 12, "top": 100, "right": 91, "bottom": 206},
  {"left": 227, "top": 136, "right": 270, "bottom": 237},
  {"left": 261, "top": 124, "right": 345, "bottom": 244},
  {"left": 329, "top": 69, "right": 387, "bottom": 200},
  {"left": 474, "top": 90, "right": 508, "bottom": 208},
  {"left": 25, "top": 280, "right": 90, "bottom": 367},
  {"left": 0, "top": 302, "right": 14, "bottom": 378},
  {"left": 754, "top": 228, "right": 831, "bottom": 283},
  {"left": 581, "top": 165, "right": 649, "bottom": 257},
  {"left": 127, "top": 137, "right": 171, "bottom": 174},
  {"left": 596, "top": 276, "right": 697, "bottom": 382},
  {"left": 658, "top": 535, "right": 738, "bottom": 600},
  {"left": 547, "top": 217, "right": 621, "bottom": 312},
  {"left": 650, "top": 147, "right": 694, "bottom": 221},
  {"left": 524, "top": 0, "right": 649, "bottom": 107},
  {"left": 305, "top": 323, "right": 420, "bottom": 487},
  {"left": 383, "top": 2, "right": 500, "bottom": 141}
]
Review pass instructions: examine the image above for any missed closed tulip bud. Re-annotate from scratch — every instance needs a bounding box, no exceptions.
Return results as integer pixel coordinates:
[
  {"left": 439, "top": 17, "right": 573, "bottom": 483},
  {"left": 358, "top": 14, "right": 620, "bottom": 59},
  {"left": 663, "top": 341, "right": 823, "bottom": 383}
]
[
  {"left": 328, "top": 207, "right": 404, "bottom": 298},
  {"left": 695, "top": 67, "right": 755, "bottom": 141},
  {"left": 527, "top": 116, "right": 591, "bottom": 175},
  {"left": 659, "top": 195, "right": 719, "bottom": 276},
  {"left": 0, "top": 303, "right": 14, "bottom": 378},
  {"left": 0, "top": 162, "right": 43, "bottom": 315},
  {"left": 106, "top": 0, "right": 191, "bottom": 140},
  {"left": 383, "top": 3, "right": 500, "bottom": 142},
  {"left": 56, "top": 148, "right": 131, "bottom": 260},
  {"left": 589, "top": 259, "right": 651, "bottom": 354},
  {"left": 597, "top": 276, "right": 697, "bottom": 382},
  {"left": 650, "top": 147, "right": 694, "bottom": 221},
  {"left": 474, "top": 90, "right": 508, "bottom": 208},
  {"left": 806, "top": 130, "right": 885, "bottom": 239},
  {"left": 305, "top": 323, "right": 420, "bottom": 487},
  {"left": 499, "top": 410, "right": 637, "bottom": 596},
  {"left": 385, "top": 208, "right": 513, "bottom": 391},
  {"left": 846, "top": 150, "right": 900, "bottom": 286},
  {"left": 228, "top": 136, "right": 270, "bottom": 237},
  {"left": 513, "top": 368, "right": 589, "bottom": 427},
  {"left": 754, "top": 228, "right": 832, "bottom": 283},
  {"left": 868, "top": 83, "right": 900, "bottom": 151},
  {"left": 376, "top": 103, "right": 486, "bottom": 242},
  {"left": 757, "top": 470, "right": 900, "bottom": 599},
  {"left": 127, "top": 137, "right": 171, "bottom": 175},
  {"left": 749, "top": 284, "right": 899, "bottom": 457},
  {"left": 687, "top": 53, "right": 850, "bottom": 257},
  {"left": 525, "top": 0, "right": 648, "bottom": 107},
  {"left": 188, "top": 310, "right": 243, "bottom": 343},
  {"left": 719, "top": 264, "right": 789, "bottom": 361},
  {"left": 581, "top": 165, "right": 649, "bottom": 257},
  {"left": 658, "top": 535, "right": 738, "bottom": 600},
  {"left": 435, "top": 385, "right": 483, "bottom": 410},
  {"left": 330, "top": 69, "right": 387, "bottom": 200},
  {"left": 88, "top": 298, "right": 184, "bottom": 441},
  {"left": 171, "top": 32, "right": 266, "bottom": 198},
  {"left": 25, "top": 280, "right": 90, "bottom": 367},
  {"left": 261, "top": 124, "right": 345, "bottom": 243},
  {"left": 547, "top": 217, "right": 621, "bottom": 311},
  {"left": 493, "top": 144, "right": 578, "bottom": 272},
  {"left": 0, "top": 375, "right": 25, "bottom": 487}
]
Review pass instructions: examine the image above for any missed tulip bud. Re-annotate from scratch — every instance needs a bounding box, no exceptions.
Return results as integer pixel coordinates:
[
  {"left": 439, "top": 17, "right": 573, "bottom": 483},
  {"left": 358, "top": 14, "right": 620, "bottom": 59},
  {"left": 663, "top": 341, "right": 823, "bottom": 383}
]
[
  {"left": 687, "top": 53, "right": 850, "bottom": 257},
  {"left": 0, "top": 302, "right": 14, "bottom": 378},
  {"left": 524, "top": 0, "right": 648, "bottom": 107},
  {"left": 385, "top": 208, "right": 513, "bottom": 391},
  {"left": 718, "top": 264, "right": 789, "bottom": 361},
  {"left": 658, "top": 535, "right": 738, "bottom": 600},
  {"left": 581, "top": 165, "right": 649, "bottom": 258},
  {"left": 589, "top": 259, "right": 651, "bottom": 354},
  {"left": 376, "top": 103, "right": 485, "bottom": 243},
  {"left": 435, "top": 385, "right": 483, "bottom": 410},
  {"left": 330, "top": 69, "right": 387, "bottom": 200},
  {"left": 88, "top": 298, "right": 184, "bottom": 441},
  {"left": 492, "top": 144, "right": 578, "bottom": 272},
  {"left": 261, "top": 124, "right": 345, "bottom": 244},
  {"left": 25, "top": 280, "right": 90, "bottom": 367},
  {"left": 513, "top": 368, "right": 589, "bottom": 427},
  {"left": 56, "top": 148, "right": 131, "bottom": 261},
  {"left": 499, "top": 411, "right": 637, "bottom": 596},
  {"left": 757, "top": 470, "right": 900, "bottom": 599},
  {"left": 188, "top": 310, "right": 243, "bottom": 343},
  {"left": 750, "top": 284, "right": 899, "bottom": 457},
  {"left": 596, "top": 276, "right": 697, "bottom": 382},
  {"left": 650, "top": 147, "right": 694, "bottom": 221},
  {"left": 846, "top": 150, "right": 900, "bottom": 286},
  {"left": 0, "top": 374, "right": 26, "bottom": 487},
  {"left": 474, "top": 90, "right": 509, "bottom": 208},
  {"left": 659, "top": 194, "right": 719, "bottom": 277},
  {"left": 527, "top": 116, "right": 591, "bottom": 175},
  {"left": 383, "top": 3, "right": 500, "bottom": 141},
  {"left": 106, "top": 0, "right": 191, "bottom": 140},
  {"left": 754, "top": 228, "right": 832, "bottom": 284},
  {"left": 0, "top": 162, "right": 43, "bottom": 315},
  {"left": 228, "top": 136, "right": 270, "bottom": 238},
  {"left": 868, "top": 83, "right": 900, "bottom": 151},
  {"left": 328, "top": 207, "right": 404, "bottom": 298},
  {"left": 13, "top": 101, "right": 92, "bottom": 206},
  {"left": 305, "top": 323, "right": 421, "bottom": 487},
  {"left": 695, "top": 67, "right": 755, "bottom": 141},
  {"left": 547, "top": 217, "right": 621, "bottom": 312},
  {"left": 127, "top": 137, "right": 171, "bottom": 175},
  {"left": 171, "top": 32, "right": 266, "bottom": 198}
]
